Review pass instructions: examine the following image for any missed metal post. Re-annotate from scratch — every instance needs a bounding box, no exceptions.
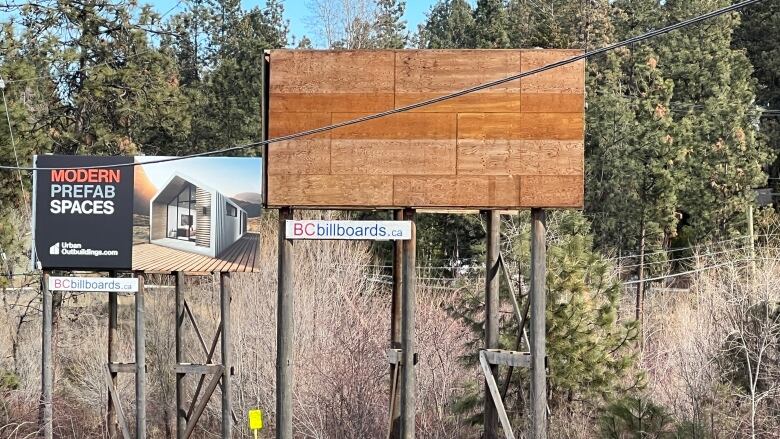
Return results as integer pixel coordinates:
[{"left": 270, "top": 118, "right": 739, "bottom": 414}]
[
  {"left": 40, "top": 271, "right": 53, "bottom": 439},
  {"left": 484, "top": 210, "right": 500, "bottom": 439},
  {"left": 175, "top": 272, "right": 185, "bottom": 439},
  {"left": 135, "top": 272, "right": 146, "bottom": 439},
  {"left": 220, "top": 272, "right": 232, "bottom": 439},
  {"left": 390, "top": 209, "right": 403, "bottom": 438},
  {"left": 530, "top": 209, "right": 547, "bottom": 439},
  {"left": 108, "top": 271, "right": 118, "bottom": 439},
  {"left": 400, "top": 208, "right": 416, "bottom": 439},
  {"left": 276, "top": 207, "right": 294, "bottom": 439}
]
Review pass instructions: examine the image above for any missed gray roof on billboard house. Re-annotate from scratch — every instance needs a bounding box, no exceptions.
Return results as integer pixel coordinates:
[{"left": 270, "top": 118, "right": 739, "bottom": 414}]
[{"left": 151, "top": 173, "right": 244, "bottom": 212}]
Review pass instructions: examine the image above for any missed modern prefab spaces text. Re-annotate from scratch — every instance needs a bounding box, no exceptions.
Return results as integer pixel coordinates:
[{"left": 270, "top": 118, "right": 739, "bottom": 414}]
[{"left": 149, "top": 174, "right": 247, "bottom": 258}]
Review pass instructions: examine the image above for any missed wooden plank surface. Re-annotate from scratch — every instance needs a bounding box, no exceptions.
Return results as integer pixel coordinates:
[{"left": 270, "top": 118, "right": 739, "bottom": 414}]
[
  {"left": 331, "top": 113, "right": 456, "bottom": 139},
  {"left": 457, "top": 140, "right": 583, "bottom": 175},
  {"left": 393, "top": 175, "right": 520, "bottom": 207},
  {"left": 268, "top": 174, "right": 393, "bottom": 206},
  {"left": 519, "top": 175, "right": 583, "bottom": 207},
  {"left": 457, "top": 113, "right": 523, "bottom": 140},
  {"left": 266, "top": 49, "right": 585, "bottom": 209},
  {"left": 395, "top": 50, "right": 521, "bottom": 93},
  {"left": 269, "top": 50, "right": 395, "bottom": 94},
  {"left": 131, "top": 233, "right": 263, "bottom": 273},
  {"left": 271, "top": 93, "right": 394, "bottom": 113},
  {"left": 331, "top": 140, "right": 456, "bottom": 175}
]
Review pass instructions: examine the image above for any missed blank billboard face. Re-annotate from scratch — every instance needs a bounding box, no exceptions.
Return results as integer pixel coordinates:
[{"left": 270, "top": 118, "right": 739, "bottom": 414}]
[{"left": 265, "top": 49, "right": 584, "bottom": 209}]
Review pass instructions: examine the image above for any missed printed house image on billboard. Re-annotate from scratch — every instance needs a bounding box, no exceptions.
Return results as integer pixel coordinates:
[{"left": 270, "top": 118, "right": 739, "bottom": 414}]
[
  {"left": 148, "top": 173, "right": 248, "bottom": 258},
  {"left": 132, "top": 157, "right": 263, "bottom": 273}
]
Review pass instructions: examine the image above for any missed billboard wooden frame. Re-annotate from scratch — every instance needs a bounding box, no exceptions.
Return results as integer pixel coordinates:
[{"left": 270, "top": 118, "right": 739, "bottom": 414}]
[{"left": 262, "top": 49, "right": 585, "bottom": 210}]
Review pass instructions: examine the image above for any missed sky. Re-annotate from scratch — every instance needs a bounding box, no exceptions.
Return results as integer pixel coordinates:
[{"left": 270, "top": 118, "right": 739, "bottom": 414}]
[
  {"left": 137, "top": 156, "right": 262, "bottom": 197},
  {"left": 150, "top": 0, "right": 441, "bottom": 47}
]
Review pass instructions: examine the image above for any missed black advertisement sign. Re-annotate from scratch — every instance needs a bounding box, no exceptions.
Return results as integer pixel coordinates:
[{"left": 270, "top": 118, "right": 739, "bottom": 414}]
[
  {"left": 33, "top": 155, "right": 134, "bottom": 269},
  {"left": 31, "top": 155, "right": 263, "bottom": 272}
]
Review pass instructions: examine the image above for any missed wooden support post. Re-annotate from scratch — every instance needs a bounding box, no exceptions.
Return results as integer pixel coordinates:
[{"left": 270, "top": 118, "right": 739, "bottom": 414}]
[
  {"left": 530, "top": 209, "right": 547, "bottom": 439},
  {"left": 40, "top": 271, "right": 53, "bottom": 439},
  {"left": 220, "top": 273, "right": 232, "bottom": 439},
  {"left": 485, "top": 210, "right": 500, "bottom": 439},
  {"left": 135, "top": 272, "right": 146, "bottom": 439},
  {"left": 390, "top": 209, "right": 403, "bottom": 439},
  {"left": 400, "top": 208, "right": 416, "bottom": 439},
  {"left": 277, "top": 207, "right": 294, "bottom": 439},
  {"left": 108, "top": 270, "right": 118, "bottom": 439},
  {"left": 175, "top": 272, "right": 185, "bottom": 439}
]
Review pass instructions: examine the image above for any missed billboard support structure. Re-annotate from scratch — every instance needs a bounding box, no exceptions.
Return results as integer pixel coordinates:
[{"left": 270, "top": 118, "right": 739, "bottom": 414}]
[
  {"left": 40, "top": 271, "right": 53, "bottom": 439},
  {"left": 400, "top": 208, "right": 417, "bottom": 439},
  {"left": 530, "top": 209, "right": 548, "bottom": 438},
  {"left": 135, "top": 272, "right": 146, "bottom": 439},
  {"left": 107, "top": 270, "right": 118, "bottom": 438},
  {"left": 485, "top": 211, "right": 501, "bottom": 439},
  {"left": 389, "top": 209, "right": 403, "bottom": 438},
  {"left": 276, "top": 207, "right": 294, "bottom": 439}
]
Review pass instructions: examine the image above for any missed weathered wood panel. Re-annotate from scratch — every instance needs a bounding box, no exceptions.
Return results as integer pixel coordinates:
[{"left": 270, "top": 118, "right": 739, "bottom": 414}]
[
  {"left": 393, "top": 176, "right": 520, "bottom": 207},
  {"left": 331, "top": 113, "right": 456, "bottom": 139},
  {"left": 270, "top": 93, "right": 395, "bottom": 113},
  {"left": 519, "top": 175, "right": 583, "bottom": 207},
  {"left": 269, "top": 50, "right": 395, "bottom": 94},
  {"left": 521, "top": 50, "right": 585, "bottom": 113},
  {"left": 331, "top": 140, "right": 456, "bottom": 175},
  {"left": 394, "top": 50, "right": 521, "bottom": 113},
  {"left": 457, "top": 113, "right": 523, "bottom": 140},
  {"left": 457, "top": 140, "right": 583, "bottom": 176},
  {"left": 268, "top": 174, "right": 393, "bottom": 206},
  {"left": 266, "top": 49, "right": 585, "bottom": 209}
]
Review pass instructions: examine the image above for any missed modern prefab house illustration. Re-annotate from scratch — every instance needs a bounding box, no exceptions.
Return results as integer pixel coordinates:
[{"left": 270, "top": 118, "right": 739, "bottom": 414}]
[{"left": 149, "top": 173, "right": 247, "bottom": 258}]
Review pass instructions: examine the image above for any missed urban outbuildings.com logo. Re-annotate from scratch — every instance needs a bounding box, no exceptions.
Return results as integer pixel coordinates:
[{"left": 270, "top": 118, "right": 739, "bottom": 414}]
[{"left": 49, "top": 242, "right": 119, "bottom": 257}]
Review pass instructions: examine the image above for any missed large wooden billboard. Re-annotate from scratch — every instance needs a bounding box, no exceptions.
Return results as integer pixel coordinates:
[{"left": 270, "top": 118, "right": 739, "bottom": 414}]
[{"left": 264, "top": 49, "right": 584, "bottom": 209}]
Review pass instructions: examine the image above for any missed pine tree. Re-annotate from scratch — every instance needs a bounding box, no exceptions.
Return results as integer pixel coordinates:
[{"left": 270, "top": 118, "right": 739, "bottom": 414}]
[
  {"left": 471, "top": 0, "right": 510, "bottom": 48},
  {"left": 734, "top": 0, "right": 780, "bottom": 193},
  {"left": 417, "top": 0, "right": 475, "bottom": 49},
  {"left": 659, "top": 0, "right": 768, "bottom": 241},
  {"left": 374, "top": 0, "right": 407, "bottom": 49},
  {"left": 450, "top": 211, "right": 640, "bottom": 428}
]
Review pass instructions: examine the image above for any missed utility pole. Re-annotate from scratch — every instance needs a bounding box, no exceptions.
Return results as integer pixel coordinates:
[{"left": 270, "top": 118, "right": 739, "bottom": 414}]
[
  {"left": 400, "top": 208, "right": 416, "bottom": 439},
  {"left": 530, "top": 209, "right": 547, "bottom": 439},
  {"left": 277, "top": 207, "right": 294, "bottom": 439},
  {"left": 484, "top": 210, "right": 500, "bottom": 439}
]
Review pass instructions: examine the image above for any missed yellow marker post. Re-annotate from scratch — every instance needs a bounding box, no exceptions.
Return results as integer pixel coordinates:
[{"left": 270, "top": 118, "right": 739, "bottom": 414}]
[{"left": 248, "top": 409, "right": 263, "bottom": 439}]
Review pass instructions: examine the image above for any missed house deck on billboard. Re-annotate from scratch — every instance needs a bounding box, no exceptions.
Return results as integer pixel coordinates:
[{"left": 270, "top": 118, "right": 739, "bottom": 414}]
[{"left": 149, "top": 173, "right": 248, "bottom": 258}]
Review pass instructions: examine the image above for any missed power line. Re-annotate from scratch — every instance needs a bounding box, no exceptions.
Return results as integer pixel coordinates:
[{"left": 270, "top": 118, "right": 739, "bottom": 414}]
[
  {"left": 0, "top": 0, "right": 765, "bottom": 172},
  {"left": 0, "top": 77, "right": 30, "bottom": 215}
]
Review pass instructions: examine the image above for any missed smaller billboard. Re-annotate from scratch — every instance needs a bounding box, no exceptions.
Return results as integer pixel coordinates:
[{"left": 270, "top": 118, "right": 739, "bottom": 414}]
[
  {"left": 286, "top": 220, "right": 412, "bottom": 240},
  {"left": 33, "top": 155, "right": 263, "bottom": 272},
  {"left": 48, "top": 276, "right": 139, "bottom": 292}
]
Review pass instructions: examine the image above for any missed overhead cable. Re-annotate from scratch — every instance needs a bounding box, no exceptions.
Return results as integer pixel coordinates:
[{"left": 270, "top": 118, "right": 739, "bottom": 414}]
[{"left": 0, "top": 0, "right": 765, "bottom": 172}]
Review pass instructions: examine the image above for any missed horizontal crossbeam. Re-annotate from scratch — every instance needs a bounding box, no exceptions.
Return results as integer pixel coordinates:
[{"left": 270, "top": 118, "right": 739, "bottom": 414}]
[{"left": 483, "top": 349, "right": 531, "bottom": 368}]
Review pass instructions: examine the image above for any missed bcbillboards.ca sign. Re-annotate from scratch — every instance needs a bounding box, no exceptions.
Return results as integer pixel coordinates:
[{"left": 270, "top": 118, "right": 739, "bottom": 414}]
[
  {"left": 285, "top": 220, "right": 412, "bottom": 240},
  {"left": 48, "top": 276, "right": 139, "bottom": 292}
]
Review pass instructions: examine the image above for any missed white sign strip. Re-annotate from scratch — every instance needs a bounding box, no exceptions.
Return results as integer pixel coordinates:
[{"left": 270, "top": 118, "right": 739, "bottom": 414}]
[
  {"left": 48, "top": 276, "right": 139, "bottom": 292},
  {"left": 286, "top": 220, "right": 412, "bottom": 241}
]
